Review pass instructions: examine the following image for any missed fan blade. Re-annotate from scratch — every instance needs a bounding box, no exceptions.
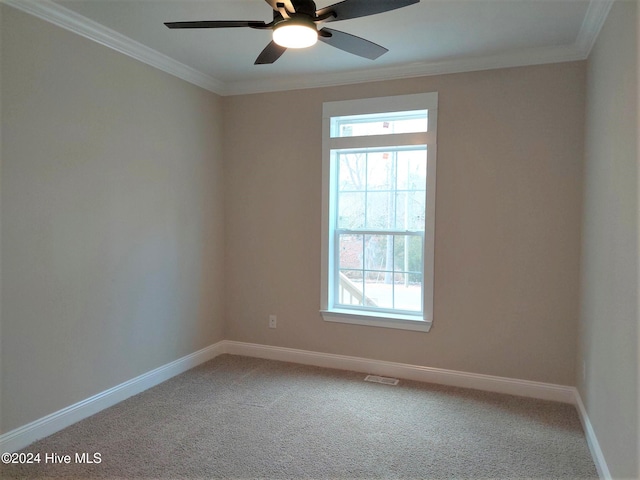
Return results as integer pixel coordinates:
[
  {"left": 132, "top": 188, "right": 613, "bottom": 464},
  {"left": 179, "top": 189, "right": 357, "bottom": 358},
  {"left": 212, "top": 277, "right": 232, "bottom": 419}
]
[
  {"left": 165, "top": 20, "right": 268, "bottom": 29},
  {"left": 255, "top": 41, "right": 287, "bottom": 64},
  {"left": 317, "top": 0, "right": 419, "bottom": 23},
  {"left": 318, "top": 28, "right": 387, "bottom": 60},
  {"left": 264, "top": 0, "right": 296, "bottom": 13}
]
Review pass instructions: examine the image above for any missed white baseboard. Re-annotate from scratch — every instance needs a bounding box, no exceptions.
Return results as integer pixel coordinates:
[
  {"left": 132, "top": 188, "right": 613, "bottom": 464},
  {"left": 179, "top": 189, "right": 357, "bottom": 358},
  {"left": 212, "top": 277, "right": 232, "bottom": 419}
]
[
  {"left": 0, "top": 341, "right": 225, "bottom": 453},
  {"left": 220, "top": 340, "right": 577, "bottom": 404},
  {"left": 574, "top": 391, "right": 612, "bottom": 480}
]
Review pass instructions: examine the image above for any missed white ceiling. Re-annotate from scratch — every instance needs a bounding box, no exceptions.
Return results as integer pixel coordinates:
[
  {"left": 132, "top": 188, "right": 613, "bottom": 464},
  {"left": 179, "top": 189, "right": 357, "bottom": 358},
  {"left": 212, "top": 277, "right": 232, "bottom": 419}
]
[{"left": 5, "top": 0, "right": 613, "bottom": 95}]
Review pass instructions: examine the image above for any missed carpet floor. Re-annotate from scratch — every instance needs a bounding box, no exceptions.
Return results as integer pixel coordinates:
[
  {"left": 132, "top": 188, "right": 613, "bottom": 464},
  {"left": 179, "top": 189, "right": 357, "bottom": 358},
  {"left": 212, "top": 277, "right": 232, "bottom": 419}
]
[{"left": 1, "top": 354, "right": 597, "bottom": 479}]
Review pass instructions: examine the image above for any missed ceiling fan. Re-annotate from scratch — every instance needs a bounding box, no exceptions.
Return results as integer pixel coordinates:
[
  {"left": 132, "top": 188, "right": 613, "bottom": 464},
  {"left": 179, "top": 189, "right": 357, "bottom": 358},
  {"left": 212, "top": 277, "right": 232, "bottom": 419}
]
[{"left": 165, "top": 0, "right": 420, "bottom": 65}]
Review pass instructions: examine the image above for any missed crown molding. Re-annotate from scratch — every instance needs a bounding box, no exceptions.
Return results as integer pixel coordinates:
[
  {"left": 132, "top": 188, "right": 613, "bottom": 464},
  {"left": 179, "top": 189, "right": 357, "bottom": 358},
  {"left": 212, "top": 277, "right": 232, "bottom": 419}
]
[
  {"left": 224, "top": 43, "right": 586, "bottom": 96},
  {"left": 0, "top": 0, "right": 226, "bottom": 95},
  {"left": 2, "top": 0, "right": 612, "bottom": 97},
  {"left": 575, "top": 0, "right": 614, "bottom": 57}
]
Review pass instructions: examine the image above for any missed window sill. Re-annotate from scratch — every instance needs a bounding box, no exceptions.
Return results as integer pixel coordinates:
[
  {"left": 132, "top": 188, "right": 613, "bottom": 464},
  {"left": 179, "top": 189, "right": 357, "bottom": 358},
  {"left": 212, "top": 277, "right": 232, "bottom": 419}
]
[{"left": 320, "top": 309, "right": 432, "bottom": 332}]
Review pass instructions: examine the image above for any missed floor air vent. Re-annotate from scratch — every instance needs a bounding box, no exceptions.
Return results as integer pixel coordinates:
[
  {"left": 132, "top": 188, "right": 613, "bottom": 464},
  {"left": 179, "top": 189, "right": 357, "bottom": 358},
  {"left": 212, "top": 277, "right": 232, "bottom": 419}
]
[{"left": 364, "top": 375, "right": 399, "bottom": 386}]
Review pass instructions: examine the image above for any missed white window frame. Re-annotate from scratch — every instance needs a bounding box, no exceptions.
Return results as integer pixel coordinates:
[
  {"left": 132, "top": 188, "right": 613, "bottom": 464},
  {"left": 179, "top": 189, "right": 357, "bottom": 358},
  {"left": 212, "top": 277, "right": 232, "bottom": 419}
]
[{"left": 320, "top": 93, "right": 438, "bottom": 332}]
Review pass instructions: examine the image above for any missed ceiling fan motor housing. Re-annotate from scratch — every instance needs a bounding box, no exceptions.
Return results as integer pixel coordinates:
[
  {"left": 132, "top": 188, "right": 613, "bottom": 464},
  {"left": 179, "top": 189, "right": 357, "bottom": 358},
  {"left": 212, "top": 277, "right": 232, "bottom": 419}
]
[{"left": 277, "top": 0, "right": 318, "bottom": 18}]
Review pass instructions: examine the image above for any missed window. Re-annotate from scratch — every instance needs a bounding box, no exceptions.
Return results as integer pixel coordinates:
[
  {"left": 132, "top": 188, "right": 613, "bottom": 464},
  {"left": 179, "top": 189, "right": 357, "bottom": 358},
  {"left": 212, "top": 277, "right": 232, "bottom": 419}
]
[{"left": 321, "top": 93, "right": 437, "bottom": 332}]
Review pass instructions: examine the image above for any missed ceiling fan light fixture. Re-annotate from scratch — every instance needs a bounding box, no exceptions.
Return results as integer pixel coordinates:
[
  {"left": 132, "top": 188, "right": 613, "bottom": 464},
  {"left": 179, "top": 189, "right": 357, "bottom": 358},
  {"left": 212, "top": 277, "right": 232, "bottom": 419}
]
[{"left": 273, "top": 20, "right": 318, "bottom": 49}]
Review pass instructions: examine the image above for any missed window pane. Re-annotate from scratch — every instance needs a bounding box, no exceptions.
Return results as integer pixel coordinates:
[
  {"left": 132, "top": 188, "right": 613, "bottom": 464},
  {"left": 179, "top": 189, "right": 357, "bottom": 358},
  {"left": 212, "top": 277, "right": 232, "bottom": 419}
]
[
  {"left": 392, "top": 274, "right": 422, "bottom": 312},
  {"left": 366, "top": 151, "right": 394, "bottom": 190},
  {"left": 339, "top": 234, "right": 363, "bottom": 269},
  {"left": 338, "top": 153, "right": 366, "bottom": 191},
  {"left": 366, "top": 282, "right": 393, "bottom": 309},
  {"left": 396, "top": 148, "right": 427, "bottom": 190},
  {"left": 332, "top": 110, "right": 428, "bottom": 138},
  {"left": 364, "top": 235, "right": 393, "bottom": 273},
  {"left": 393, "top": 235, "right": 423, "bottom": 274},
  {"left": 396, "top": 191, "right": 426, "bottom": 231},
  {"left": 395, "top": 192, "right": 407, "bottom": 230},
  {"left": 366, "top": 192, "right": 395, "bottom": 230},
  {"left": 338, "top": 192, "right": 365, "bottom": 229},
  {"left": 338, "top": 270, "right": 365, "bottom": 306}
]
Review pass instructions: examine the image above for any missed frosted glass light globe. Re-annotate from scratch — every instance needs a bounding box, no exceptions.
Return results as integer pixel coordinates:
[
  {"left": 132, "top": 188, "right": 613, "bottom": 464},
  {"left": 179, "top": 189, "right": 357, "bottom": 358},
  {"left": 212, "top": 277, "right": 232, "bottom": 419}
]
[{"left": 273, "top": 22, "right": 318, "bottom": 49}]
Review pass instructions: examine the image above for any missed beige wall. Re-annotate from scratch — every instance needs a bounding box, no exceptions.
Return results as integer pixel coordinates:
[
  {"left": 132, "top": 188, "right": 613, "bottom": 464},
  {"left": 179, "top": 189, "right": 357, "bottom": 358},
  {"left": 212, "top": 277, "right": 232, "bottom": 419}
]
[
  {"left": 223, "top": 62, "right": 586, "bottom": 385},
  {"left": 0, "top": 6, "right": 226, "bottom": 432},
  {"left": 579, "top": 1, "right": 639, "bottom": 478}
]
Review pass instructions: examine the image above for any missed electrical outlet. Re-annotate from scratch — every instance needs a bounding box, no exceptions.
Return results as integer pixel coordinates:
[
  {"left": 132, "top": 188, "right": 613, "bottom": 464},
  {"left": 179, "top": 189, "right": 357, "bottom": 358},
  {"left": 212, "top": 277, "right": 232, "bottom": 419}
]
[{"left": 269, "top": 315, "right": 277, "bottom": 329}]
